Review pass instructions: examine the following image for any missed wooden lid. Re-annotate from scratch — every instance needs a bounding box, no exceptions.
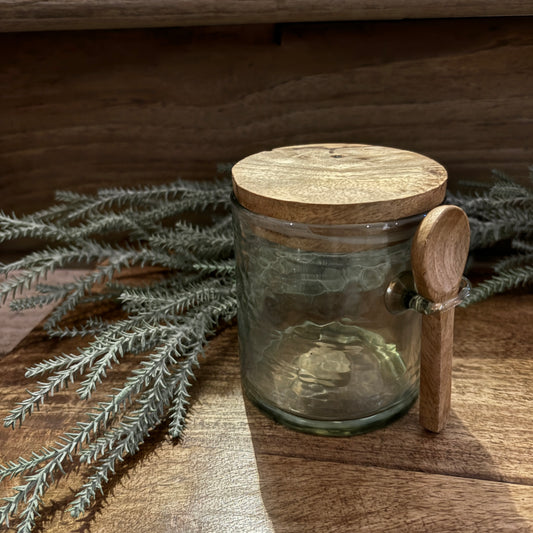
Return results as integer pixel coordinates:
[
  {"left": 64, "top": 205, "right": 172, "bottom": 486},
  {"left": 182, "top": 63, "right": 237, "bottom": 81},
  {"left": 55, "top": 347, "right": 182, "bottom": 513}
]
[{"left": 232, "top": 143, "right": 447, "bottom": 224}]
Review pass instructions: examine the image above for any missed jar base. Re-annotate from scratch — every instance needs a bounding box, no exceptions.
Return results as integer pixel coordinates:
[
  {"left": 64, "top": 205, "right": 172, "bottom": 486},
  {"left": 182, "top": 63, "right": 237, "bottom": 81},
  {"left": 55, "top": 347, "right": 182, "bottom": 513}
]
[{"left": 244, "top": 385, "right": 418, "bottom": 437}]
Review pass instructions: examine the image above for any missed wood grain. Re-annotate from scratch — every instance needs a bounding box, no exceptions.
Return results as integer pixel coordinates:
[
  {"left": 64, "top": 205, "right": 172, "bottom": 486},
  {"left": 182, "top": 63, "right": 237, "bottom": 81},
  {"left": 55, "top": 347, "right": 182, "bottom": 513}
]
[
  {"left": 232, "top": 143, "right": 447, "bottom": 224},
  {"left": 0, "top": 0, "right": 532, "bottom": 33},
  {"left": 418, "top": 310, "right": 455, "bottom": 432},
  {"left": 0, "top": 17, "right": 532, "bottom": 247},
  {"left": 0, "top": 272, "right": 532, "bottom": 531},
  {"left": 412, "top": 206, "right": 470, "bottom": 432}
]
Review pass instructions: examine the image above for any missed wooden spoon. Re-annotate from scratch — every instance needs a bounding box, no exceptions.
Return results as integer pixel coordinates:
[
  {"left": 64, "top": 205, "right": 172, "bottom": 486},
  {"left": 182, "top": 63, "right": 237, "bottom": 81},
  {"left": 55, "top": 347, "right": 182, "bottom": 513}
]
[{"left": 411, "top": 205, "right": 470, "bottom": 432}]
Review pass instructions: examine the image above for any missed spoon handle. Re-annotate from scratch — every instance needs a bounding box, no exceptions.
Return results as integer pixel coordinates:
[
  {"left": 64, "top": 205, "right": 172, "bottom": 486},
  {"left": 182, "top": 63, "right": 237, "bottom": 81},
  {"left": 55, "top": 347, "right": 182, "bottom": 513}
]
[{"left": 419, "top": 309, "right": 455, "bottom": 432}]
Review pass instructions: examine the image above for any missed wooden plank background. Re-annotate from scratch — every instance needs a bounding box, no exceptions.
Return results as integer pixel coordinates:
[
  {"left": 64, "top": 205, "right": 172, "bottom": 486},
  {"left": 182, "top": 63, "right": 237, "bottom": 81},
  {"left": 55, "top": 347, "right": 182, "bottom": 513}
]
[
  {"left": 1, "top": 17, "right": 532, "bottom": 219},
  {"left": 0, "top": 1, "right": 532, "bottom": 33}
]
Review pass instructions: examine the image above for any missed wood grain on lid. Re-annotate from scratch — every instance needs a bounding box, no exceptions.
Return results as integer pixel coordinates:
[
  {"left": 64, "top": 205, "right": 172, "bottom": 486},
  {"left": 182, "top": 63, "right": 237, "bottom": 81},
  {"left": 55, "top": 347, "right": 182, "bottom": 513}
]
[{"left": 232, "top": 144, "right": 447, "bottom": 224}]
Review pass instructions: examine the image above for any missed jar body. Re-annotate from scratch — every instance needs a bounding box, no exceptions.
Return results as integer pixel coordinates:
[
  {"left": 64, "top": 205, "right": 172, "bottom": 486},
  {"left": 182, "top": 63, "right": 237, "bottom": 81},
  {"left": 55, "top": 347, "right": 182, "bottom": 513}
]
[{"left": 232, "top": 197, "right": 422, "bottom": 435}]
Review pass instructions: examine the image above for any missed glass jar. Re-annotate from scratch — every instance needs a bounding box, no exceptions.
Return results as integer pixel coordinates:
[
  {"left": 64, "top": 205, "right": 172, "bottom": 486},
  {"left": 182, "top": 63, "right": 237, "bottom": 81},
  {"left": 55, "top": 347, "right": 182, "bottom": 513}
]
[
  {"left": 231, "top": 143, "right": 450, "bottom": 435},
  {"left": 233, "top": 199, "right": 423, "bottom": 435}
]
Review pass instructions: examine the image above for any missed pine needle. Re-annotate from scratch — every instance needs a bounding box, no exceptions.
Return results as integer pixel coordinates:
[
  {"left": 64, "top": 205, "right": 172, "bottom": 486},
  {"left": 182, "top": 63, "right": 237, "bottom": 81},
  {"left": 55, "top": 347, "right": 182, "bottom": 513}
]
[
  {"left": 0, "top": 179, "right": 236, "bottom": 532},
  {"left": 449, "top": 169, "right": 533, "bottom": 304}
]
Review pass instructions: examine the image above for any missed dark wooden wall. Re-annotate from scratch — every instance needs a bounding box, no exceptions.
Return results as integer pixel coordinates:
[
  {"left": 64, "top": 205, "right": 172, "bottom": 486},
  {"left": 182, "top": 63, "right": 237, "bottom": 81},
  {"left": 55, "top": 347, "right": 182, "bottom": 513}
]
[
  {"left": 1, "top": 1, "right": 533, "bottom": 32},
  {"left": 1, "top": 17, "right": 532, "bottom": 223}
]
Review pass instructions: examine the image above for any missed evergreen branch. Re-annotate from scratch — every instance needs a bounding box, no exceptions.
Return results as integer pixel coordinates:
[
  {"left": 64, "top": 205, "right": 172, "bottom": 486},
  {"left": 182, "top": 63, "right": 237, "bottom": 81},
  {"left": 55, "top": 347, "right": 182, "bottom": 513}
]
[
  {"left": 0, "top": 271, "right": 46, "bottom": 305},
  {"left": 43, "top": 316, "right": 111, "bottom": 339},
  {"left": 4, "top": 366, "right": 87, "bottom": 429},
  {"left": 68, "top": 307, "right": 228, "bottom": 518},
  {"left": 149, "top": 222, "right": 234, "bottom": 259},
  {"left": 0, "top": 178, "right": 238, "bottom": 531},
  {"left": 0, "top": 242, "right": 116, "bottom": 274},
  {"left": 464, "top": 266, "right": 533, "bottom": 306},
  {"left": 54, "top": 190, "right": 94, "bottom": 205},
  {"left": 447, "top": 196, "right": 533, "bottom": 217},
  {"left": 43, "top": 265, "right": 117, "bottom": 332},
  {"left": 34, "top": 282, "right": 78, "bottom": 294},
  {"left": 25, "top": 313, "right": 181, "bottom": 383},
  {"left": 0, "top": 449, "right": 56, "bottom": 484},
  {"left": 450, "top": 172, "right": 531, "bottom": 306},
  {"left": 119, "top": 277, "right": 233, "bottom": 316},
  {"left": 121, "top": 193, "right": 231, "bottom": 224},
  {"left": 69, "top": 213, "right": 154, "bottom": 241},
  {"left": 0, "top": 212, "right": 71, "bottom": 244},
  {"left": 210, "top": 214, "right": 233, "bottom": 232},
  {"left": 192, "top": 258, "right": 235, "bottom": 276},
  {"left": 0, "top": 299, "right": 231, "bottom": 530},
  {"left": 75, "top": 322, "right": 180, "bottom": 401},
  {"left": 488, "top": 180, "right": 529, "bottom": 199},
  {"left": 66, "top": 199, "right": 230, "bottom": 242},
  {"left": 494, "top": 253, "right": 533, "bottom": 273},
  {"left": 68, "top": 390, "right": 168, "bottom": 518},
  {"left": 1, "top": 360, "right": 166, "bottom": 530},
  {"left": 57, "top": 181, "right": 230, "bottom": 223},
  {"left": 512, "top": 238, "right": 533, "bottom": 253},
  {"left": 474, "top": 205, "right": 532, "bottom": 225},
  {"left": 96, "top": 179, "right": 227, "bottom": 205},
  {"left": 167, "top": 357, "right": 197, "bottom": 439},
  {"left": 468, "top": 219, "right": 533, "bottom": 250},
  {"left": 24, "top": 351, "right": 92, "bottom": 380},
  {"left": 8, "top": 318, "right": 176, "bottom": 427},
  {"left": 40, "top": 243, "right": 205, "bottom": 333},
  {"left": 0, "top": 242, "right": 120, "bottom": 304},
  {"left": 68, "top": 331, "right": 207, "bottom": 517},
  {"left": 8, "top": 280, "right": 91, "bottom": 313},
  {"left": 9, "top": 292, "right": 66, "bottom": 312},
  {"left": 30, "top": 202, "right": 81, "bottom": 223}
]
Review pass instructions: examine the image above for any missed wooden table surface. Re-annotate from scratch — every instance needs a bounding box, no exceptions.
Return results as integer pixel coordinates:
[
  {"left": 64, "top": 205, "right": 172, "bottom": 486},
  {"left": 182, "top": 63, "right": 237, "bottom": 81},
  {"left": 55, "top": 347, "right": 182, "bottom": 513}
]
[{"left": 0, "top": 271, "right": 532, "bottom": 532}]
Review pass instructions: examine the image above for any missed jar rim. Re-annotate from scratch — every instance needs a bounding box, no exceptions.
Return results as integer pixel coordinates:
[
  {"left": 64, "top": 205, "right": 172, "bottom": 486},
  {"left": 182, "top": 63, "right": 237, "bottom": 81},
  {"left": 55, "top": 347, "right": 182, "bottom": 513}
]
[{"left": 231, "top": 194, "right": 426, "bottom": 231}]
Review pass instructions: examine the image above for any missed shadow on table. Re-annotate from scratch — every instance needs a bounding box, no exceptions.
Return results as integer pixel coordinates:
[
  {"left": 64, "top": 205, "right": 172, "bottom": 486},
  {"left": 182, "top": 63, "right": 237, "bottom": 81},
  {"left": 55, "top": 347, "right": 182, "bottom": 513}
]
[{"left": 245, "top": 398, "right": 531, "bottom": 532}]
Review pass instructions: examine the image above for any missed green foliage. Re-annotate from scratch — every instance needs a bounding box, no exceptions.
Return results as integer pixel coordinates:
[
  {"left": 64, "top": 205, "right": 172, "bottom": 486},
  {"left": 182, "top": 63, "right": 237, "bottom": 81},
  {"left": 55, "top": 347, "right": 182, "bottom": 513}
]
[
  {"left": 0, "top": 180, "right": 236, "bottom": 532},
  {"left": 463, "top": 265, "right": 533, "bottom": 305},
  {"left": 447, "top": 168, "right": 533, "bottom": 304}
]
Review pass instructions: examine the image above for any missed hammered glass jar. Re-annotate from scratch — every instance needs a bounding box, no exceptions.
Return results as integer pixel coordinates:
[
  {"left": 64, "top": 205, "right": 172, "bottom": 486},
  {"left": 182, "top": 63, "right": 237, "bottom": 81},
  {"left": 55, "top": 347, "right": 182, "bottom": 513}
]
[{"left": 232, "top": 144, "right": 450, "bottom": 436}]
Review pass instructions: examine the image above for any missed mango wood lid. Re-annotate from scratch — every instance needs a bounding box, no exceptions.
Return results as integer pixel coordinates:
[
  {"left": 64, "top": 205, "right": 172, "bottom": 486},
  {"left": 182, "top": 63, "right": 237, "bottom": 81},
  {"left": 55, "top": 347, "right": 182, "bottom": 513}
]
[{"left": 232, "top": 143, "right": 447, "bottom": 224}]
